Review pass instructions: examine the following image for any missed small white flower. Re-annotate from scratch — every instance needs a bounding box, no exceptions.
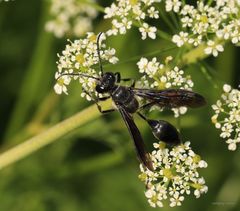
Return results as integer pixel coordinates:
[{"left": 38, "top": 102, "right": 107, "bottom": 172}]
[
  {"left": 176, "top": 107, "right": 187, "bottom": 117},
  {"left": 137, "top": 58, "right": 149, "bottom": 73},
  {"left": 194, "top": 189, "right": 201, "bottom": 198},
  {"left": 231, "top": 29, "right": 240, "bottom": 44},
  {"left": 181, "top": 16, "right": 193, "bottom": 27},
  {"left": 220, "top": 123, "right": 233, "bottom": 138},
  {"left": 54, "top": 75, "right": 71, "bottom": 95},
  {"left": 166, "top": 0, "right": 182, "bottom": 12},
  {"left": 145, "top": 188, "right": 164, "bottom": 208},
  {"left": 147, "top": 6, "right": 159, "bottom": 18},
  {"left": 204, "top": 40, "right": 224, "bottom": 57},
  {"left": 199, "top": 160, "right": 208, "bottom": 168},
  {"left": 172, "top": 32, "right": 189, "bottom": 47},
  {"left": 139, "top": 23, "right": 157, "bottom": 40},
  {"left": 223, "top": 84, "right": 231, "bottom": 93},
  {"left": 227, "top": 139, "right": 237, "bottom": 151},
  {"left": 170, "top": 192, "right": 184, "bottom": 207}
]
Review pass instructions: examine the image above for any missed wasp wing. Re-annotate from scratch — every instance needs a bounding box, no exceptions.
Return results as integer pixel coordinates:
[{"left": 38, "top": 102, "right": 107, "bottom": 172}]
[
  {"left": 117, "top": 105, "right": 153, "bottom": 170},
  {"left": 132, "top": 88, "right": 206, "bottom": 108}
]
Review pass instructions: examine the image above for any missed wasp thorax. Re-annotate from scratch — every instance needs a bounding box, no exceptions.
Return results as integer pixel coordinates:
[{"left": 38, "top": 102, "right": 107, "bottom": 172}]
[{"left": 147, "top": 119, "right": 181, "bottom": 146}]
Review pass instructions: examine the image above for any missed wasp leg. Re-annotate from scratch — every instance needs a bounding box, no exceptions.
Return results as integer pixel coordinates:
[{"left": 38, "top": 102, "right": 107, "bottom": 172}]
[
  {"left": 137, "top": 111, "right": 148, "bottom": 121},
  {"left": 96, "top": 95, "right": 115, "bottom": 113},
  {"left": 138, "top": 102, "right": 156, "bottom": 112},
  {"left": 82, "top": 88, "right": 115, "bottom": 114},
  {"left": 130, "top": 80, "right": 135, "bottom": 87},
  {"left": 97, "top": 107, "right": 115, "bottom": 114},
  {"left": 114, "top": 72, "right": 135, "bottom": 87},
  {"left": 98, "top": 96, "right": 111, "bottom": 101}
]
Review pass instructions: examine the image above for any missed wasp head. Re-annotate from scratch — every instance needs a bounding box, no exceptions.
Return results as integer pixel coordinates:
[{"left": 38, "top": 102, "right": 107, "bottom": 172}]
[{"left": 96, "top": 72, "right": 116, "bottom": 93}]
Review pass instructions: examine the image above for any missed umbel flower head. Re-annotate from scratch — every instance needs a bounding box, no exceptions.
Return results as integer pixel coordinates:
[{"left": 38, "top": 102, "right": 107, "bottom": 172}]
[
  {"left": 212, "top": 84, "right": 240, "bottom": 151},
  {"left": 54, "top": 32, "right": 118, "bottom": 98},
  {"left": 104, "top": 0, "right": 160, "bottom": 39},
  {"left": 139, "top": 141, "right": 208, "bottom": 208},
  {"left": 169, "top": 0, "right": 240, "bottom": 57},
  {"left": 136, "top": 56, "right": 194, "bottom": 117},
  {"left": 45, "top": 0, "right": 98, "bottom": 38}
]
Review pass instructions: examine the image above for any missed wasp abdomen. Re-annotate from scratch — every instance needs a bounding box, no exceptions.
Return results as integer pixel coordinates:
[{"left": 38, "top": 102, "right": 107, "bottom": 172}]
[{"left": 147, "top": 119, "right": 181, "bottom": 146}]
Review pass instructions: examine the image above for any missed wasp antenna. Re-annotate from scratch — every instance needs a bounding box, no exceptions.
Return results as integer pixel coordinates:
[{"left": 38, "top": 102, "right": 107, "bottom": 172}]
[
  {"left": 97, "top": 32, "right": 104, "bottom": 76},
  {"left": 56, "top": 73, "right": 100, "bottom": 81}
]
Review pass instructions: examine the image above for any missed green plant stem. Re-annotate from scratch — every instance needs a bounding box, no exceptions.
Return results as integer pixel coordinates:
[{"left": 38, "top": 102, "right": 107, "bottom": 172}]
[
  {"left": 158, "top": 6, "right": 176, "bottom": 32},
  {"left": 104, "top": 46, "right": 177, "bottom": 67},
  {"left": 6, "top": 92, "right": 59, "bottom": 146},
  {"left": 198, "top": 64, "right": 219, "bottom": 89},
  {"left": 181, "top": 44, "right": 208, "bottom": 66},
  {"left": 156, "top": 29, "right": 172, "bottom": 41},
  {"left": 0, "top": 100, "right": 112, "bottom": 170}
]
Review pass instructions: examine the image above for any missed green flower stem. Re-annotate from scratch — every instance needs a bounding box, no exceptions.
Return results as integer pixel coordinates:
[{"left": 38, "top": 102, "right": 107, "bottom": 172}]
[
  {"left": 0, "top": 100, "right": 112, "bottom": 170},
  {"left": 158, "top": 6, "right": 176, "bottom": 32},
  {"left": 156, "top": 29, "right": 172, "bottom": 41},
  {"left": 106, "top": 46, "right": 177, "bottom": 66},
  {"left": 198, "top": 64, "right": 219, "bottom": 89},
  {"left": 181, "top": 44, "right": 208, "bottom": 66},
  {"left": 5, "top": 92, "right": 59, "bottom": 146}
]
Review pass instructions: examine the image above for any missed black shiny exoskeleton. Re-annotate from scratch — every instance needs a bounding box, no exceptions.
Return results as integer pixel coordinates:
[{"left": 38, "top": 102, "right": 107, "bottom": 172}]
[
  {"left": 97, "top": 73, "right": 139, "bottom": 113},
  {"left": 57, "top": 33, "right": 206, "bottom": 171}
]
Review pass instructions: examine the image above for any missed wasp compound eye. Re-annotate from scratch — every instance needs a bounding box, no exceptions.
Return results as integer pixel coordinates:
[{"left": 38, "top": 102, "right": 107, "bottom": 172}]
[
  {"left": 147, "top": 119, "right": 181, "bottom": 146},
  {"left": 95, "top": 84, "right": 103, "bottom": 93}
]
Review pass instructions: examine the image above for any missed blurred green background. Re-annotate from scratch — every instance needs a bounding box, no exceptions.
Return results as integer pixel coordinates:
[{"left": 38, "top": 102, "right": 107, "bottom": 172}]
[{"left": 0, "top": 0, "right": 240, "bottom": 211}]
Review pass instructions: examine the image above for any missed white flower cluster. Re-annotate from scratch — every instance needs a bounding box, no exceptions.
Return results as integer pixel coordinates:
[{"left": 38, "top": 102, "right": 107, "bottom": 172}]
[
  {"left": 104, "top": 0, "right": 161, "bottom": 39},
  {"left": 212, "top": 84, "right": 240, "bottom": 151},
  {"left": 169, "top": 0, "right": 240, "bottom": 57},
  {"left": 54, "top": 32, "right": 118, "bottom": 98},
  {"left": 137, "top": 56, "right": 194, "bottom": 117},
  {"left": 45, "top": 0, "right": 97, "bottom": 38},
  {"left": 139, "top": 141, "right": 208, "bottom": 208}
]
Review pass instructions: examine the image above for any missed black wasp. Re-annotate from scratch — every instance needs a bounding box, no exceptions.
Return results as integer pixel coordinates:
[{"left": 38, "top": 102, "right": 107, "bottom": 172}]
[{"left": 58, "top": 33, "right": 206, "bottom": 171}]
